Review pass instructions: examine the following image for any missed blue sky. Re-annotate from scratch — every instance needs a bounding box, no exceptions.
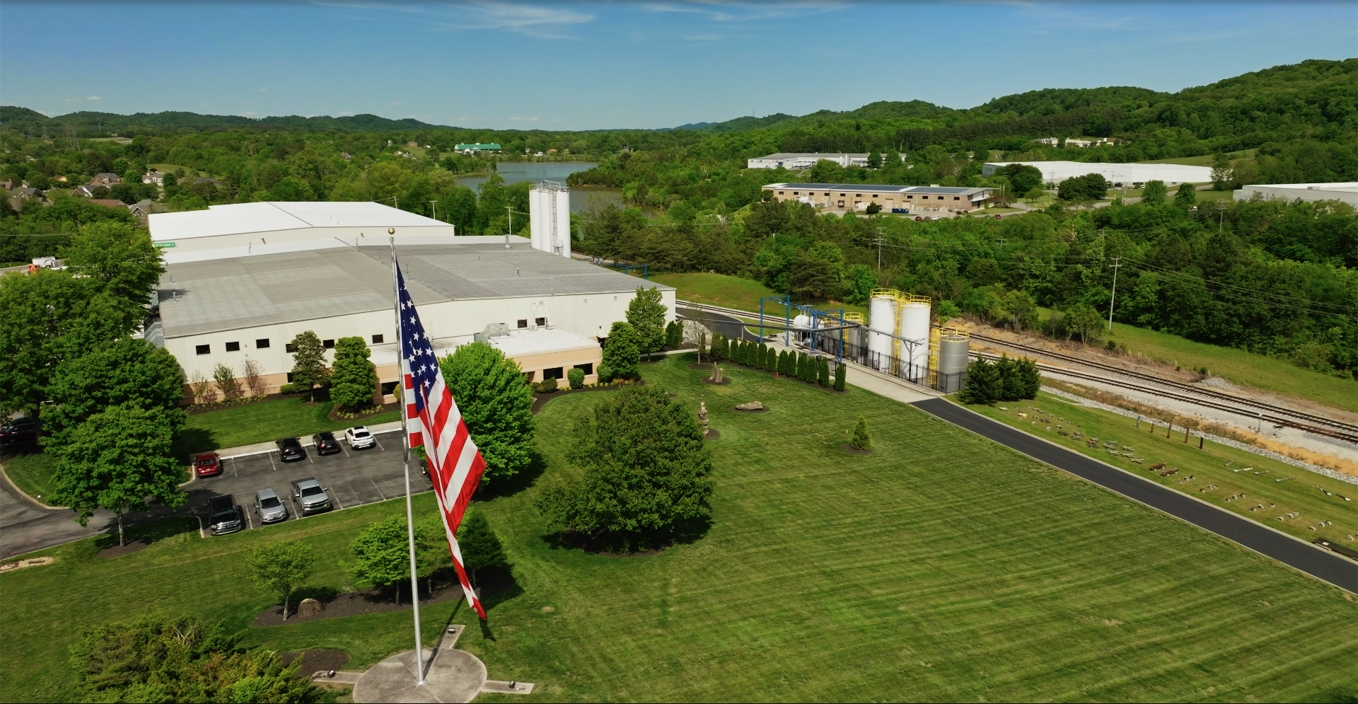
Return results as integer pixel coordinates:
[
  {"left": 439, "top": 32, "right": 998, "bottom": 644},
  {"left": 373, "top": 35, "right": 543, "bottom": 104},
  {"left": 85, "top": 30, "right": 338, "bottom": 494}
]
[{"left": 2, "top": 2, "right": 1355, "bottom": 130}]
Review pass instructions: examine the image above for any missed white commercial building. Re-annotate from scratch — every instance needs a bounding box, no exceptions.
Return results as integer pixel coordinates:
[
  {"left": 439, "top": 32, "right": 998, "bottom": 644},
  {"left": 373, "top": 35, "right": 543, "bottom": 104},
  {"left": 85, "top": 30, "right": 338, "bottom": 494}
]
[
  {"left": 1233, "top": 182, "right": 1358, "bottom": 207},
  {"left": 982, "top": 161, "right": 1212, "bottom": 187},
  {"left": 148, "top": 203, "right": 672, "bottom": 403},
  {"left": 748, "top": 153, "right": 871, "bottom": 170}
]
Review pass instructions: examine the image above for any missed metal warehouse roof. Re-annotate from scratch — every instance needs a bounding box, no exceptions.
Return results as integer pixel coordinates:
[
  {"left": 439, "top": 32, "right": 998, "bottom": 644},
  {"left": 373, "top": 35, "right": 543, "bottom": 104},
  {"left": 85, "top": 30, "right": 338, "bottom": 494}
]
[
  {"left": 158, "top": 242, "right": 672, "bottom": 338},
  {"left": 149, "top": 202, "right": 449, "bottom": 241},
  {"left": 764, "top": 183, "right": 991, "bottom": 195}
]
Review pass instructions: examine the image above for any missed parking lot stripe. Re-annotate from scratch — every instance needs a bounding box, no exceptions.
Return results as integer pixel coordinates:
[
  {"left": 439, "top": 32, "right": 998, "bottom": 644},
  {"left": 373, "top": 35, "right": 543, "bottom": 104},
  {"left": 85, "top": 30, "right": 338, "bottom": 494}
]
[
  {"left": 243, "top": 504, "right": 254, "bottom": 530},
  {"left": 230, "top": 456, "right": 239, "bottom": 478},
  {"left": 340, "top": 444, "right": 350, "bottom": 458},
  {"left": 267, "top": 453, "right": 277, "bottom": 472},
  {"left": 329, "top": 489, "right": 344, "bottom": 510},
  {"left": 370, "top": 478, "right": 386, "bottom": 501}
]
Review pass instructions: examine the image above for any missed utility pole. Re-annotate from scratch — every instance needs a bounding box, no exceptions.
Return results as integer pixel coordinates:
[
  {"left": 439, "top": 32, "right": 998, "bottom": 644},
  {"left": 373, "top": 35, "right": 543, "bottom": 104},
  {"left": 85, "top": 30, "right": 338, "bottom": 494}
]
[
  {"left": 1107, "top": 256, "right": 1122, "bottom": 332},
  {"left": 430, "top": 200, "right": 437, "bottom": 221},
  {"left": 875, "top": 227, "right": 886, "bottom": 271},
  {"left": 505, "top": 205, "right": 513, "bottom": 248}
]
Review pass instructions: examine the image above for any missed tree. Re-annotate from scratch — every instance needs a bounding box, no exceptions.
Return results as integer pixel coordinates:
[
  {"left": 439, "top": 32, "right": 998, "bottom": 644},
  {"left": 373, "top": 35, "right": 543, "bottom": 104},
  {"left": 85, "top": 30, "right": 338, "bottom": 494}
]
[
  {"left": 243, "top": 358, "right": 267, "bottom": 397},
  {"left": 866, "top": 151, "right": 883, "bottom": 169},
  {"left": 43, "top": 336, "right": 185, "bottom": 447},
  {"left": 247, "top": 542, "right": 315, "bottom": 620},
  {"left": 834, "top": 362, "right": 846, "bottom": 391},
  {"left": 1141, "top": 180, "right": 1167, "bottom": 205},
  {"left": 626, "top": 285, "right": 667, "bottom": 360},
  {"left": 1063, "top": 302, "right": 1104, "bottom": 344},
  {"left": 1025, "top": 187, "right": 1045, "bottom": 204},
  {"left": 844, "top": 264, "right": 877, "bottom": 305},
  {"left": 330, "top": 336, "right": 376, "bottom": 412},
  {"left": 818, "top": 357, "right": 830, "bottom": 387},
  {"left": 696, "top": 330, "right": 707, "bottom": 364},
  {"left": 439, "top": 341, "right": 536, "bottom": 484},
  {"left": 665, "top": 320, "right": 682, "bottom": 349},
  {"left": 1211, "top": 153, "right": 1233, "bottom": 191},
  {"left": 997, "top": 163, "right": 1043, "bottom": 195},
  {"left": 59, "top": 221, "right": 164, "bottom": 329},
  {"left": 350, "top": 514, "right": 413, "bottom": 602},
  {"left": 536, "top": 386, "right": 714, "bottom": 551},
  {"left": 288, "top": 331, "right": 330, "bottom": 402},
  {"left": 850, "top": 416, "right": 871, "bottom": 451},
  {"left": 457, "top": 510, "right": 509, "bottom": 589},
  {"left": 567, "top": 367, "right": 585, "bottom": 389},
  {"left": 959, "top": 358, "right": 1000, "bottom": 405},
  {"left": 1013, "top": 357, "right": 1041, "bottom": 400},
  {"left": 1058, "top": 173, "right": 1108, "bottom": 202},
  {"left": 71, "top": 615, "right": 319, "bottom": 703},
  {"left": 213, "top": 363, "right": 241, "bottom": 402},
  {"left": 50, "top": 404, "right": 186, "bottom": 546},
  {"left": 865, "top": 202, "right": 881, "bottom": 215},
  {"left": 1175, "top": 182, "right": 1197, "bottom": 207},
  {"left": 603, "top": 321, "right": 641, "bottom": 379}
]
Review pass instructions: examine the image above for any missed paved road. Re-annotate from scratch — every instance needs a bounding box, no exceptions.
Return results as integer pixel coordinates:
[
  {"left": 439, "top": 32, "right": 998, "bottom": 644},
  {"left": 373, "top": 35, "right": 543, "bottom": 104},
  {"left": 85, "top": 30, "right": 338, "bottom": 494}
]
[
  {"left": 0, "top": 431, "right": 426, "bottom": 559},
  {"left": 912, "top": 398, "right": 1358, "bottom": 593}
]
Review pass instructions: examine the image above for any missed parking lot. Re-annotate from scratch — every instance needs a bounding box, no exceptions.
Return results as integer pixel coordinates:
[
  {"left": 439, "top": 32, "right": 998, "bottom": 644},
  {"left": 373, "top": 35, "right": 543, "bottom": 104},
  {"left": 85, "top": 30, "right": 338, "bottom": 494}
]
[{"left": 188, "top": 430, "right": 432, "bottom": 535}]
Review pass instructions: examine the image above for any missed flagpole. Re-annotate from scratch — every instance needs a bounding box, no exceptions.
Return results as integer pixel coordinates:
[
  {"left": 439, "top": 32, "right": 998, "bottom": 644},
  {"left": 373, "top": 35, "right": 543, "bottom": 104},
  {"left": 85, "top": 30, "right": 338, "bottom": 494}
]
[{"left": 391, "top": 230, "right": 426, "bottom": 686}]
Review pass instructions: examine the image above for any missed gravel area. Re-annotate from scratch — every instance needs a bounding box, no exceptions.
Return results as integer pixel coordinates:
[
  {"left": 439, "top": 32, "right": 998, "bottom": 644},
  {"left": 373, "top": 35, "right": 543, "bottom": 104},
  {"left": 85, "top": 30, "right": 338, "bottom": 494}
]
[{"left": 1042, "top": 385, "right": 1358, "bottom": 487}]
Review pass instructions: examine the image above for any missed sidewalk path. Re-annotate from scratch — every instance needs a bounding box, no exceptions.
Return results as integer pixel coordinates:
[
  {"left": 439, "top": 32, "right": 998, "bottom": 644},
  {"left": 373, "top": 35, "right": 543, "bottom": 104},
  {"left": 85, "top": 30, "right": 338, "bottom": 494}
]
[{"left": 912, "top": 398, "right": 1357, "bottom": 593}]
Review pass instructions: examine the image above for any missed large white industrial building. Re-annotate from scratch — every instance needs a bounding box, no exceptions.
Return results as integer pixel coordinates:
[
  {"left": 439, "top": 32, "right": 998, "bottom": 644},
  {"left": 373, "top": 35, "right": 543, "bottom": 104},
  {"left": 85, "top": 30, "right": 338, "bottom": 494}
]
[
  {"left": 748, "top": 153, "right": 871, "bottom": 170},
  {"left": 1233, "top": 182, "right": 1358, "bottom": 207},
  {"left": 981, "top": 161, "right": 1212, "bottom": 187},
  {"left": 147, "top": 201, "right": 671, "bottom": 403}
]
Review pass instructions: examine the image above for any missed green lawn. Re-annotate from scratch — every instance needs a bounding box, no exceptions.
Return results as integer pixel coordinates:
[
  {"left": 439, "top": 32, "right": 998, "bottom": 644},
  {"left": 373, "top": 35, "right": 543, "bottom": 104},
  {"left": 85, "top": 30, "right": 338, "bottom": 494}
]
[
  {"left": 1140, "top": 149, "right": 1257, "bottom": 166},
  {"left": 1105, "top": 322, "right": 1358, "bottom": 414},
  {"left": 651, "top": 271, "right": 868, "bottom": 318},
  {"left": 4, "top": 356, "right": 1356, "bottom": 702},
  {"left": 963, "top": 391, "right": 1358, "bottom": 545},
  {"left": 177, "top": 397, "right": 401, "bottom": 456},
  {"left": 148, "top": 163, "right": 210, "bottom": 178},
  {"left": 2, "top": 452, "right": 59, "bottom": 504}
]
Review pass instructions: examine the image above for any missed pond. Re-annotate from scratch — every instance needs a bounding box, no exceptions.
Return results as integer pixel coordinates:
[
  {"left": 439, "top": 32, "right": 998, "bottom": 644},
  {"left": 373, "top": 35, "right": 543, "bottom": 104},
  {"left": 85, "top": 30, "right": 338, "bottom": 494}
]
[{"left": 456, "top": 162, "right": 625, "bottom": 214}]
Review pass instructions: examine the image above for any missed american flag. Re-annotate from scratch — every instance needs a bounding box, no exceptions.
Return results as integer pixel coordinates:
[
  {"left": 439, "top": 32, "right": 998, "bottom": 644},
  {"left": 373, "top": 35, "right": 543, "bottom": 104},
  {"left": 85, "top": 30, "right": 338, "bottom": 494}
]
[{"left": 397, "top": 260, "right": 487, "bottom": 620}]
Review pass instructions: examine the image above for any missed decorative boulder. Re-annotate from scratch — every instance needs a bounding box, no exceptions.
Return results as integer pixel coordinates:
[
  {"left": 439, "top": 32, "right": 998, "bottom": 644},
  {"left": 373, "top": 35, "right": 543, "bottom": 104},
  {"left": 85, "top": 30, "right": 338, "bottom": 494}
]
[
  {"left": 297, "top": 598, "right": 324, "bottom": 617},
  {"left": 734, "top": 400, "right": 764, "bottom": 411}
]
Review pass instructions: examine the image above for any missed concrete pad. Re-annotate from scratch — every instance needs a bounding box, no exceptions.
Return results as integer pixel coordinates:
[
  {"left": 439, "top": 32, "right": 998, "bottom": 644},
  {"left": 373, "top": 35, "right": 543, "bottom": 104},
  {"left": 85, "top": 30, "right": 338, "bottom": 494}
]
[
  {"left": 353, "top": 648, "right": 487, "bottom": 704},
  {"left": 482, "top": 680, "right": 535, "bottom": 695}
]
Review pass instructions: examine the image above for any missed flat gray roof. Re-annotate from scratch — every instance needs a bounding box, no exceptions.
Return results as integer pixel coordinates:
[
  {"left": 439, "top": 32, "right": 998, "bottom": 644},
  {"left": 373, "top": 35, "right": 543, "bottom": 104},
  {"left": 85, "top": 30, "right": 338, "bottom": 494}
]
[
  {"left": 765, "top": 183, "right": 992, "bottom": 195},
  {"left": 158, "top": 243, "right": 671, "bottom": 338}
]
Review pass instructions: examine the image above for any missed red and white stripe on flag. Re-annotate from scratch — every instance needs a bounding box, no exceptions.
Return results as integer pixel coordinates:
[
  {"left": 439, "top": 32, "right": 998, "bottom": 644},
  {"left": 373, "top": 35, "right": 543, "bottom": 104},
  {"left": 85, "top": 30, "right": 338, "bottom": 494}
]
[{"left": 403, "top": 358, "right": 488, "bottom": 619}]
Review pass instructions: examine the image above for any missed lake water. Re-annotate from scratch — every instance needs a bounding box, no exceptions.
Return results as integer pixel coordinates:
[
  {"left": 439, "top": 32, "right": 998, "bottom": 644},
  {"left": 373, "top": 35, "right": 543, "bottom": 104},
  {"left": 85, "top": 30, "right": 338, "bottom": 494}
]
[{"left": 455, "top": 161, "right": 631, "bottom": 215}]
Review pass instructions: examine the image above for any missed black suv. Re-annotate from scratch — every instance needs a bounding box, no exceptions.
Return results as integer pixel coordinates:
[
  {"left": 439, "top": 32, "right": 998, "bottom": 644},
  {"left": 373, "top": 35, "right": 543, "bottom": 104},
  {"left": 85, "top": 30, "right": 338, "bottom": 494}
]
[
  {"left": 208, "top": 495, "right": 243, "bottom": 535},
  {"left": 0, "top": 417, "right": 38, "bottom": 450},
  {"left": 312, "top": 432, "right": 342, "bottom": 456},
  {"left": 276, "top": 437, "right": 307, "bottom": 462}
]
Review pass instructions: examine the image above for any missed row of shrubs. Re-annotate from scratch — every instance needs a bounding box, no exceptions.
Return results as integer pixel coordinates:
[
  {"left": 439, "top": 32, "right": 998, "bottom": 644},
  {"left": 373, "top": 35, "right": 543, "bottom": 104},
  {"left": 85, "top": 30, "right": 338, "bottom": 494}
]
[
  {"left": 959, "top": 355, "right": 1040, "bottom": 405},
  {"left": 707, "top": 333, "right": 847, "bottom": 391}
]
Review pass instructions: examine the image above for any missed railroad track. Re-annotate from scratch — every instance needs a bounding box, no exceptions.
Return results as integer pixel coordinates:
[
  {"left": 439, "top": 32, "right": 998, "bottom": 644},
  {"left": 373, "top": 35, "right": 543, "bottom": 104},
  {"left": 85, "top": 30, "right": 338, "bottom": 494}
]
[
  {"left": 967, "top": 332, "right": 1358, "bottom": 438},
  {"left": 676, "top": 300, "right": 1358, "bottom": 443},
  {"left": 971, "top": 351, "right": 1358, "bottom": 444}
]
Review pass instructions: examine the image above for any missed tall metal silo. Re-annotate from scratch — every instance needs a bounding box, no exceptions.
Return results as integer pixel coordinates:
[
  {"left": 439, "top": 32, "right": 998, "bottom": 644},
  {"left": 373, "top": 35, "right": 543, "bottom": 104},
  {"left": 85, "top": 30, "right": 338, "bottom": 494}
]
[
  {"left": 530, "top": 181, "right": 572, "bottom": 257},
  {"left": 868, "top": 290, "right": 899, "bottom": 371},
  {"left": 898, "top": 294, "right": 931, "bottom": 381},
  {"left": 937, "top": 327, "right": 970, "bottom": 393}
]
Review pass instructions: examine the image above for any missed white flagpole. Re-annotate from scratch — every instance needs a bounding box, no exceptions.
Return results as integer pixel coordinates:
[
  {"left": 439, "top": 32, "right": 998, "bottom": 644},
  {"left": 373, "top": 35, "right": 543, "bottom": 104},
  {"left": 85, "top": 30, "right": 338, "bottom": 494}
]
[{"left": 391, "top": 231, "right": 426, "bottom": 686}]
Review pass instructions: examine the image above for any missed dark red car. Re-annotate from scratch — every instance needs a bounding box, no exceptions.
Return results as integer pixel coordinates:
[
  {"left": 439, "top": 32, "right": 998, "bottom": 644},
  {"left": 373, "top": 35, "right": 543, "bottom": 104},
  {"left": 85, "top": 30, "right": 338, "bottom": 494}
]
[{"left": 194, "top": 452, "right": 222, "bottom": 477}]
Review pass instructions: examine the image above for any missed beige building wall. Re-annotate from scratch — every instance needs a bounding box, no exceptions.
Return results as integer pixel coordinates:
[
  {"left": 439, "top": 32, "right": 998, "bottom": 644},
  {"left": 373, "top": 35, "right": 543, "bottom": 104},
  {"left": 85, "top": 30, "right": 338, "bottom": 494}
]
[{"left": 765, "top": 186, "right": 987, "bottom": 212}]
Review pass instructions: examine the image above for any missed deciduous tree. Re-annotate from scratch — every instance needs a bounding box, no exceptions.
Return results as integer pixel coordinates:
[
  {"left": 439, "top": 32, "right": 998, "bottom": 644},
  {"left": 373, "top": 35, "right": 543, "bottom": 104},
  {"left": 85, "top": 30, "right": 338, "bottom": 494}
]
[
  {"left": 330, "top": 336, "right": 376, "bottom": 412},
  {"left": 288, "top": 331, "right": 330, "bottom": 402},
  {"left": 43, "top": 336, "right": 185, "bottom": 446},
  {"left": 350, "top": 514, "right": 413, "bottom": 603},
  {"left": 247, "top": 542, "right": 315, "bottom": 620},
  {"left": 439, "top": 341, "right": 535, "bottom": 484},
  {"left": 456, "top": 510, "right": 508, "bottom": 589},
  {"left": 603, "top": 321, "right": 641, "bottom": 379},
  {"left": 626, "top": 285, "right": 667, "bottom": 360}
]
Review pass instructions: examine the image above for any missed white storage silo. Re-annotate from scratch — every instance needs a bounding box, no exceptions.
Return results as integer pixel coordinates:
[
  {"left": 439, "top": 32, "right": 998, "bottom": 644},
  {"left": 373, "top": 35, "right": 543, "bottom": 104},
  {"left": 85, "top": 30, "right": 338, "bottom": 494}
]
[
  {"left": 552, "top": 186, "right": 571, "bottom": 258},
  {"left": 868, "top": 290, "right": 898, "bottom": 369},
  {"left": 937, "top": 328, "right": 970, "bottom": 393},
  {"left": 529, "top": 181, "right": 572, "bottom": 257},
  {"left": 898, "top": 295, "right": 931, "bottom": 379},
  {"left": 528, "top": 187, "right": 546, "bottom": 251}
]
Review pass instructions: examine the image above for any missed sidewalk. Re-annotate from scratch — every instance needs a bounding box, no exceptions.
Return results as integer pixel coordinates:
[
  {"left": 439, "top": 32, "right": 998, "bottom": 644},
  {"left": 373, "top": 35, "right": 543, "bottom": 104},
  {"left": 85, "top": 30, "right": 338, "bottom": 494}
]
[
  {"left": 216, "top": 421, "right": 404, "bottom": 459},
  {"left": 763, "top": 339, "right": 940, "bottom": 404}
]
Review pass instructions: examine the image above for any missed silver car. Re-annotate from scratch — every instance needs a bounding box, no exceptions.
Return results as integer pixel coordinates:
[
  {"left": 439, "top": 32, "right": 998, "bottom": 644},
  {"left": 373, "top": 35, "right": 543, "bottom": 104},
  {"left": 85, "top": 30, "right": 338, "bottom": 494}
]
[{"left": 254, "top": 488, "right": 289, "bottom": 524}]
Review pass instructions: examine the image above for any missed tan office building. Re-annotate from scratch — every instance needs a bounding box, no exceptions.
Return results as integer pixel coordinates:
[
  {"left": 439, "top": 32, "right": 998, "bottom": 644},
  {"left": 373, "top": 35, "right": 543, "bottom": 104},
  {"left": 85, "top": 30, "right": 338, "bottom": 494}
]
[{"left": 763, "top": 183, "right": 994, "bottom": 213}]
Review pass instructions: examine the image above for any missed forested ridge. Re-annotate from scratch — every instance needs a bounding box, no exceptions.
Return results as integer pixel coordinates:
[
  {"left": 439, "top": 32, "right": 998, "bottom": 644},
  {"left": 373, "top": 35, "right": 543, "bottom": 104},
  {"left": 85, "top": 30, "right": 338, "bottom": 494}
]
[{"left": 1, "top": 59, "right": 1354, "bottom": 377}]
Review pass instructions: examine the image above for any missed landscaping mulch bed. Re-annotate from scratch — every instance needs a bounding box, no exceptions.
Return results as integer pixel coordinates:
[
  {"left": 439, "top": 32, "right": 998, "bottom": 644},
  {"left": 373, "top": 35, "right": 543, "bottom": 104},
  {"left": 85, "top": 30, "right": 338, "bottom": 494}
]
[
  {"left": 732, "top": 405, "right": 769, "bottom": 412},
  {"left": 281, "top": 649, "right": 351, "bottom": 678},
  {"left": 252, "top": 582, "right": 467, "bottom": 627},
  {"left": 704, "top": 428, "right": 721, "bottom": 440},
  {"left": 701, "top": 377, "right": 731, "bottom": 385},
  {"left": 97, "top": 539, "right": 151, "bottom": 559},
  {"left": 326, "top": 402, "right": 398, "bottom": 423},
  {"left": 841, "top": 443, "right": 872, "bottom": 455}
]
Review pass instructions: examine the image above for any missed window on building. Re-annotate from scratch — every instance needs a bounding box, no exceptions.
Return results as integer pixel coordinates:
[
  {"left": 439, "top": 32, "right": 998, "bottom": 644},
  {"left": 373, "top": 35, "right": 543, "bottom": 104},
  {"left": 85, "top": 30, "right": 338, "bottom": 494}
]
[
  {"left": 256, "top": 338, "right": 270, "bottom": 349},
  {"left": 778, "top": 191, "right": 785, "bottom": 195},
  {"left": 535, "top": 317, "right": 546, "bottom": 326},
  {"left": 225, "top": 341, "right": 240, "bottom": 352},
  {"left": 285, "top": 342, "right": 297, "bottom": 353},
  {"left": 195, "top": 344, "right": 210, "bottom": 355},
  {"left": 922, "top": 195, "right": 929, "bottom": 200},
  {"left": 543, "top": 367, "right": 564, "bottom": 380},
  {"left": 517, "top": 319, "right": 528, "bottom": 329},
  {"left": 286, "top": 372, "right": 294, "bottom": 383},
  {"left": 954, "top": 196, "right": 960, "bottom": 201},
  {"left": 792, "top": 191, "right": 799, "bottom": 196},
  {"left": 323, "top": 339, "right": 335, "bottom": 349},
  {"left": 574, "top": 362, "right": 594, "bottom": 375},
  {"left": 380, "top": 381, "right": 398, "bottom": 395},
  {"left": 371, "top": 334, "right": 384, "bottom": 344}
]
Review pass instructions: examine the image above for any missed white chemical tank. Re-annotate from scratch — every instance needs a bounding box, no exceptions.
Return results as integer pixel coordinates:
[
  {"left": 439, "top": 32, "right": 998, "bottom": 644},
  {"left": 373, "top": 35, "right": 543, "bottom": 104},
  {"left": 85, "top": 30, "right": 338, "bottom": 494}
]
[
  {"left": 868, "top": 292, "right": 898, "bottom": 368},
  {"left": 937, "top": 329, "right": 970, "bottom": 393},
  {"left": 898, "top": 296, "right": 931, "bottom": 379},
  {"left": 529, "top": 182, "right": 572, "bottom": 257}
]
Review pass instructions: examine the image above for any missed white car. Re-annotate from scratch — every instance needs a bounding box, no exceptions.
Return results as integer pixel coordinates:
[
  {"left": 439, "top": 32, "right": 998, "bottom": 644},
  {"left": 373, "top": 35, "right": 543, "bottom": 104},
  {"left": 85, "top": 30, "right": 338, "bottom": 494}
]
[{"left": 345, "top": 426, "right": 376, "bottom": 449}]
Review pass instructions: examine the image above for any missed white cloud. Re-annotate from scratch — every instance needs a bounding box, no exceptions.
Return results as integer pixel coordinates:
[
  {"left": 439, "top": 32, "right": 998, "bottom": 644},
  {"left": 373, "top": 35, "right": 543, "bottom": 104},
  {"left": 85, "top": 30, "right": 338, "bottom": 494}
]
[
  {"left": 319, "top": 1, "right": 594, "bottom": 39},
  {"left": 642, "top": 1, "right": 846, "bottom": 23},
  {"left": 86, "top": 96, "right": 101, "bottom": 101},
  {"left": 259, "top": 88, "right": 268, "bottom": 93},
  {"left": 509, "top": 116, "right": 540, "bottom": 122}
]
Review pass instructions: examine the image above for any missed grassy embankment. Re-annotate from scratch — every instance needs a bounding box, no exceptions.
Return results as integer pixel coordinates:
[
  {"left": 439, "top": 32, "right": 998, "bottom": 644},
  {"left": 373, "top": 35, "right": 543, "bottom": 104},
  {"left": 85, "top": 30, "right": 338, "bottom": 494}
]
[
  {"left": 1140, "top": 149, "right": 1258, "bottom": 166},
  {"left": 2, "top": 397, "right": 400, "bottom": 507},
  {"left": 3, "top": 356, "right": 1356, "bottom": 702},
  {"left": 658, "top": 271, "right": 1358, "bottom": 415},
  {"left": 962, "top": 390, "right": 1357, "bottom": 544}
]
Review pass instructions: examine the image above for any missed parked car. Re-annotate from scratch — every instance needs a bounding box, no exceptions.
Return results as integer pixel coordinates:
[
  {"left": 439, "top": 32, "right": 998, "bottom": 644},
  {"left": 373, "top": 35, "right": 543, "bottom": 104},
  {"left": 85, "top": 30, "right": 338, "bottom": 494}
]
[
  {"left": 0, "top": 417, "right": 38, "bottom": 449},
  {"left": 312, "top": 431, "right": 342, "bottom": 456},
  {"left": 290, "top": 478, "right": 332, "bottom": 515},
  {"left": 345, "top": 426, "right": 375, "bottom": 450},
  {"left": 254, "top": 488, "right": 289, "bottom": 524},
  {"left": 276, "top": 437, "right": 307, "bottom": 462},
  {"left": 193, "top": 452, "right": 221, "bottom": 478},
  {"left": 208, "top": 495, "right": 243, "bottom": 535}
]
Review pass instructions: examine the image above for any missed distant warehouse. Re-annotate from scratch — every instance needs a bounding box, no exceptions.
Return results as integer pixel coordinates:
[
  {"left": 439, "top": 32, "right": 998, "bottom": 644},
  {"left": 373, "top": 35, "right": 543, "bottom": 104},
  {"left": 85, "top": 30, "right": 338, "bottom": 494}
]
[
  {"left": 981, "top": 161, "right": 1212, "bottom": 187},
  {"left": 1233, "top": 182, "right": 1358, "bottom": 207},
  {"left": 763, "top": 183, "right": 994, "bottom": 213},
  {"left": 147, "top": 202, "right": 672, "bottom": 404},
  {"left": 749, "top": 153, "right": 870, "bottom": 169}
]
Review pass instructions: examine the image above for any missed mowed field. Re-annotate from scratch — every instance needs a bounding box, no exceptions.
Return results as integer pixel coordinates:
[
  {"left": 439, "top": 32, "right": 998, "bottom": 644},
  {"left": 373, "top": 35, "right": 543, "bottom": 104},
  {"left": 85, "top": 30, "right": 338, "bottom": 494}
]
[{"left": 2, "top": 356, "right": 1356, "bottom": 702}]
